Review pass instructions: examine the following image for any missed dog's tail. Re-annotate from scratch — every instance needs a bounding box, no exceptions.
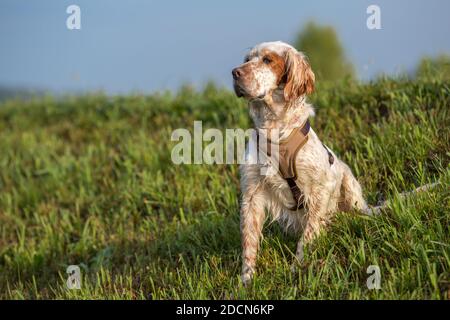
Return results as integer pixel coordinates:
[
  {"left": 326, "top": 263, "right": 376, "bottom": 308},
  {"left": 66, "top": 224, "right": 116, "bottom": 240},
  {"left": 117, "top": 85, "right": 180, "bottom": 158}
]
[{"left": 365, "top": 182, "right": 440, "bottom": 216}]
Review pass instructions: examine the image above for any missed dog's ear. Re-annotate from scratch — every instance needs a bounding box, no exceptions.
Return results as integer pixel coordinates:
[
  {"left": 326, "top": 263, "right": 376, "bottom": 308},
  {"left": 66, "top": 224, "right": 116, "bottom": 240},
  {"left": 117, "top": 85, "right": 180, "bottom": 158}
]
[{"left": 283, "top": 49, "right": 315, "bottom": 101}]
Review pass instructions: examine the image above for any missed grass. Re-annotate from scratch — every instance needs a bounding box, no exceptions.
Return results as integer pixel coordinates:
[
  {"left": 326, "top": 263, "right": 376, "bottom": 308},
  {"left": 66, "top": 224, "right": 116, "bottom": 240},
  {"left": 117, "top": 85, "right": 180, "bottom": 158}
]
[{"left": 0, "top": 78, "right": 449, "bottom": 299}]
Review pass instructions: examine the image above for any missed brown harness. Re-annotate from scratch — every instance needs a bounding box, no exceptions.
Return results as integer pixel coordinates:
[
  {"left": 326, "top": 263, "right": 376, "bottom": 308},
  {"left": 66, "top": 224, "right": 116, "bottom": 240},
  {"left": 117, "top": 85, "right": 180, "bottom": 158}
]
[{"left": 258, "top": 119, "right": 334, "bottom": 211}]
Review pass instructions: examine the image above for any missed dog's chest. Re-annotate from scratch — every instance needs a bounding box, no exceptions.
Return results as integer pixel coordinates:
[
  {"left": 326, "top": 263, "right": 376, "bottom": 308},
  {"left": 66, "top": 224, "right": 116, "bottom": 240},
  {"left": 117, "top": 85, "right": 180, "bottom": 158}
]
[{"left": 262, "top": 169, "right": 298, "bottom": 208}]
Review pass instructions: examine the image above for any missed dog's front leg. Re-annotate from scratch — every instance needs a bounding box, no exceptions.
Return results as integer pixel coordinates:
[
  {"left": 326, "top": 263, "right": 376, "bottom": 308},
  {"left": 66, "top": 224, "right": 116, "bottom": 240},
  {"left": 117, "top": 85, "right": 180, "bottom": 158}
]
[
  {"left": 240, "top": 183, "right": 266, "bottom": 286},
  {"left": 293, "top": 189, "right": 330, "bottom": 267}
]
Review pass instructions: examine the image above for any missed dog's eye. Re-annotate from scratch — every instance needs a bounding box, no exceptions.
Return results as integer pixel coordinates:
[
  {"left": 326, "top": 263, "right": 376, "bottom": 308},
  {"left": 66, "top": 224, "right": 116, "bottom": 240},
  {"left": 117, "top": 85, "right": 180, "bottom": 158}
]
[
  {"left": 263, "top": 56, "right": 272, "bottom": 64},
  {"left": 244, "top": 56, "right": 250, "bottom": 63}
]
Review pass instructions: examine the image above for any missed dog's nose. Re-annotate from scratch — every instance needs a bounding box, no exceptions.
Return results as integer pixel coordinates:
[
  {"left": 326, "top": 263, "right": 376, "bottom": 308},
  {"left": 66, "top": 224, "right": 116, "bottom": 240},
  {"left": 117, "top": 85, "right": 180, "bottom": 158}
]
[{"left": 232, "top": 68, "right": 243, "bottom": 80}]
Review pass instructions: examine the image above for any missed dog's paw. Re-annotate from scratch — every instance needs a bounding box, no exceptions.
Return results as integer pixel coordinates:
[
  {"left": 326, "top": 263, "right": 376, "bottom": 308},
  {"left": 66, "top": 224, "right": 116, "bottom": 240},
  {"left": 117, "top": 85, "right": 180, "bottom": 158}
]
[
  {"left": 290, "top": 262, "right": 299, "bottom": 275},
  {"left": 290, "top": 255, "right": 304, "bottom": 275},
  {"left": 241, "top": 272, "right": 253, "bottom": 287}
]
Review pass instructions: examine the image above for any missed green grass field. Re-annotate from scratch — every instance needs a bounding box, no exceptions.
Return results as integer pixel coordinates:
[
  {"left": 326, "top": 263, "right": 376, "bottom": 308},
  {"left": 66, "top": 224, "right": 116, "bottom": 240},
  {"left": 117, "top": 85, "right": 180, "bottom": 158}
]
[{"left": 0, "top": 78, "right": 449, "bottom": 299}]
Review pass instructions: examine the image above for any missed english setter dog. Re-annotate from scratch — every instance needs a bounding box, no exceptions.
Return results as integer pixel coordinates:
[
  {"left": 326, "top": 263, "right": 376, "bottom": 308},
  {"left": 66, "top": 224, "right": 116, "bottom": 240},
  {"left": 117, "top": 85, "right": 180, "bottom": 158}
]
[{"left": 232, "top": 41, "right": 369, "bottom": 286}]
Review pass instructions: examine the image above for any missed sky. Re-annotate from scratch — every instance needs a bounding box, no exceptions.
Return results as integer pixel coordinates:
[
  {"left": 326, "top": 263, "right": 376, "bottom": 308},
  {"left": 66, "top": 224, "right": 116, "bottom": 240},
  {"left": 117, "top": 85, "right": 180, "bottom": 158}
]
[{"left": 1, "top": 0, "right": 449, "bottom": 94}]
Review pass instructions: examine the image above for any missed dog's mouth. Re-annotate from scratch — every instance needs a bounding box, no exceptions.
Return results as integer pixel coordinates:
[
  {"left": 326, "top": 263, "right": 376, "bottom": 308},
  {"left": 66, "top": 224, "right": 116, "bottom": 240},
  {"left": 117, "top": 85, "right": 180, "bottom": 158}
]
[
  {"left": 233, "top": 83, "right": 265, "bottom": 100},
  {"left": 233, "top": 83, "right": 246, "bottom": 98}
]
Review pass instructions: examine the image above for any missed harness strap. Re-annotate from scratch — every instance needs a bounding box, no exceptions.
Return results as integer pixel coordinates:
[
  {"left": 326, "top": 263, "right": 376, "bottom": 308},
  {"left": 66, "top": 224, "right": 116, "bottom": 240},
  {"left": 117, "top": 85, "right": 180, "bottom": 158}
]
[
  {"left": 257, "top": 119, "right": 334, "bottom": 211},
  {"left": 287, "top": 144, "right": 334, "bottom": 211},
  {"left": 286, "top": 177, "right": 305, "bottom": 210}
]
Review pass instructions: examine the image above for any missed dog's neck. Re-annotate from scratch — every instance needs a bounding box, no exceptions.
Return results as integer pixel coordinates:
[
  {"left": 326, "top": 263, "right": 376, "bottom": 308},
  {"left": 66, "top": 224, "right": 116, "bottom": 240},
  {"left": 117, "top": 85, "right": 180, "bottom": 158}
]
[{"left": 248, "top": 89, "right": 314, "bottom": 139}]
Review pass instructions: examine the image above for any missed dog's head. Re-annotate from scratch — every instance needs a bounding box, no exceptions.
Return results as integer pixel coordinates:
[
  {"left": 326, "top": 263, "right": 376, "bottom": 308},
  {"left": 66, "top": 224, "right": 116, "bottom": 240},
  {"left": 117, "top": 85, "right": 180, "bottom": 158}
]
[{"left": 232, "top": 41, "right": 315, "bottom": 102}]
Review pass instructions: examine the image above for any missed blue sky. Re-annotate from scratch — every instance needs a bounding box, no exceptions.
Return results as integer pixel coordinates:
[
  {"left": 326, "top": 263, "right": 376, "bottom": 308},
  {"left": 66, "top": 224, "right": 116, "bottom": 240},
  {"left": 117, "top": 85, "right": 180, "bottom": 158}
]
[{"left": 1, "top": 0, "right": 449, "bottom": 94}]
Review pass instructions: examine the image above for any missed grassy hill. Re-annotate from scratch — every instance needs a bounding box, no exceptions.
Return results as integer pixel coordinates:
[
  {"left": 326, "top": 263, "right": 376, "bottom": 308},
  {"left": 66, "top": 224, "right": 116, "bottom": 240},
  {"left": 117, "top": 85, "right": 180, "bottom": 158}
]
[{"left": 0, "top": 79, "right": 449, "bottom": 299}]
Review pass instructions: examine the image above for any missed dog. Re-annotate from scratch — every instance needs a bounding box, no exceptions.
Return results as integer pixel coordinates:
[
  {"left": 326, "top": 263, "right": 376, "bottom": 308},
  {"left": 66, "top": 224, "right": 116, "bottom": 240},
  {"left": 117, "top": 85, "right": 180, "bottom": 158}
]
[{"left": 232, "top": 41, "right": 370, "bottom": 286}]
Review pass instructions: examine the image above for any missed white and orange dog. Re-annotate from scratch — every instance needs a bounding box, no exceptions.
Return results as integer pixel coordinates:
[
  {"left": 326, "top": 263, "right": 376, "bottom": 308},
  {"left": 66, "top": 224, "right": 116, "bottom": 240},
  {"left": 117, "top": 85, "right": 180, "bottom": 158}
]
[{"left": 232, "top": 41, "right": 369, "bottom": 286}]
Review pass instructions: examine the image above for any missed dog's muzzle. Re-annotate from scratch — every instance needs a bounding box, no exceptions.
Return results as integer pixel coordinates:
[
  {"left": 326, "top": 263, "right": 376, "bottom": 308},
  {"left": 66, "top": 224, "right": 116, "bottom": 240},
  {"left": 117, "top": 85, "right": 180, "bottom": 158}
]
[{"left": 233, "top": 83, "right": 246, "bottom": 97}]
